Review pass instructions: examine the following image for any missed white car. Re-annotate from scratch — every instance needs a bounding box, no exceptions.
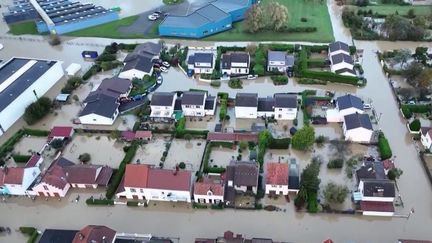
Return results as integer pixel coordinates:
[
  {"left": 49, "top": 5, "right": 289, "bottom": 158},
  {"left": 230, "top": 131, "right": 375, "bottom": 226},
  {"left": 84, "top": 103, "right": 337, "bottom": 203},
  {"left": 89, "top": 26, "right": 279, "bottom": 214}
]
[
  {"left": 157, "top": 76, "right": 163, "bottom": 84},
  {"left": 0, "top": 44, "right": 3, "bottom": 50},
  {"left": 160, "top": 66, "right": 168, "bottom": 73},
  {"left": 363, "top": 104, "right": 372, "bottom": 109},
  {"left": 148, "top": 13, "right": 159, "bottom": 21},
  {"left": 162, "top": 61, "right": 170, "bottom": 68},
  {"left": 247, "top": 74, "right": 258, "bottom": 80}
]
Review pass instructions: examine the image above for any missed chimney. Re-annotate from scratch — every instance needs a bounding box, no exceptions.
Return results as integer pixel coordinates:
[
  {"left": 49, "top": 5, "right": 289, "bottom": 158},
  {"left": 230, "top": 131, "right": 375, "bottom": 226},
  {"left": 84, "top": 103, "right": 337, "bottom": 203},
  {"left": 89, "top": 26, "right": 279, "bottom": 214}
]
[
  {"left": 102, "top": 236, "right": 107, "bottom": 243},
  {"left": 78, "top": 233, "right": 84, "bottom": 240},
  {"left": 174, "top": 164, "right": 179, "bottom": 175}
]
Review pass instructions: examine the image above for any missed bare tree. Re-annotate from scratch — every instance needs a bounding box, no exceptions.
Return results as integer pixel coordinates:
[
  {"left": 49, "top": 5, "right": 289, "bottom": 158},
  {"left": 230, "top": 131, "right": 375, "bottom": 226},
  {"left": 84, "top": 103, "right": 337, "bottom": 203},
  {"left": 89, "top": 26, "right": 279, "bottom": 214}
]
[
  {"left": 244, "top": 5, "right": 265, "bottom": 33},
  {"left": 266, "top": 1, "right": 289, "bottom": 31}
]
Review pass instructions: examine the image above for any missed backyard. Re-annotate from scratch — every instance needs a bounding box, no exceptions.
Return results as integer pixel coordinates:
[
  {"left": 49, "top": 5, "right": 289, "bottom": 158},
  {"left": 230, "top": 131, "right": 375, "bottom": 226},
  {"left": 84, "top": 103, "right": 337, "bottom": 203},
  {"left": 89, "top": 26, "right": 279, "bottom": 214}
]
[
  {"left": 8, "top": 21, "right": 39, "bottom": 35},
  {"left": 205, "top": 0, "right": 334, "bottom": 42}
]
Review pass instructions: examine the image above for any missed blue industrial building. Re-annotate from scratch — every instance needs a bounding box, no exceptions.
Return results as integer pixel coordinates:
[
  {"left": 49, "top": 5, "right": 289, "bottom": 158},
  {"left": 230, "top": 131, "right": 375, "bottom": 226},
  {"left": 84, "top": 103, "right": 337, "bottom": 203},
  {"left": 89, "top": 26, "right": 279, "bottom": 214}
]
[
  {"left": 159, "top": 0, "right": 256, "bottom": 39},
  {"left": 3, "top": 0, "right": 119, "bottom": 35}
]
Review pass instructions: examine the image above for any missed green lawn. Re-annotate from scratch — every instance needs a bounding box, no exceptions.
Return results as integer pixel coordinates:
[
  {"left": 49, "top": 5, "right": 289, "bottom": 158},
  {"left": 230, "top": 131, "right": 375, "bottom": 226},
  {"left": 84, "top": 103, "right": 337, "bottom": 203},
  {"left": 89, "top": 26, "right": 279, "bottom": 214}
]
[
  {"left": 8, "top": 21, "right": 38, "bottom": 35},
  {"left": 163, "top": 0, "right": 184, "bottom": 5},
  {"left": 355, "top": 5, "right": 432, "bottom": 16},
  {"left": 66, "top": 15, "right": 156, "bottom": 39},
  {"left": 205, "top": 0, "right": 334, "bottom": 42}
]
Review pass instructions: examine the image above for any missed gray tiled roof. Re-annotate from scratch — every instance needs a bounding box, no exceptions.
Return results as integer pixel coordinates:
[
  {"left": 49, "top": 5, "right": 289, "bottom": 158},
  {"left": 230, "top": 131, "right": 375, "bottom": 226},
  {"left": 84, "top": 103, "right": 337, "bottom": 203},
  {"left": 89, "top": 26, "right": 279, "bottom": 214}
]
[
  {"left": 122, "top": 55, "right": 153, "bottom": 73},
  {"left": 161, "top": 4, "right": 229, "bottom": 29},
  {"left": 151, "top": 92, "right": 175, "bottom": 106},
  {"left": 221, "top": 53, "right": 249, "bottom": 69},
  {"left": 227, "top": 160, "right": 259, "bottom": 187},
  {"left": 331, "top": 53, "right": 354, "bottom": 65},
  {"left": 235, "top": 93, "right": 258, "bottom": 107},
  {"left": 337, "top": 94, "right": 363, "bottom": 110},
  {"left": 39, "top": 229, "right": 78, "bottom": 243},
  {"left": 344, "top": 113, "right": 373, "bottom": 130},
  {"left": 268, "top": 51, "right": 286, "bottom": 62},
  {"left": 80, "top": 94, "right": 119, "bottom": 118},
  {"left": 335, "top": 67, "right": 356, "bottom": 75},
  {"left": 181, "top": 91, "right": 206, "bottom": 105},
  {"left": 257, "top": 97, "right": 274, "bottom": 112},
  {"left": 329, "top": 41, "right": 350, "bottom": 53},
  {"left": 192, "top": 53, "right": 213, "bottom": 66},
  {"left": 274, "top": 93, "right": 297, "bottom": 108},
  {"left": 362, "top": 179, "right": 395, "bottom": 198},
  {"left": 204, "top": 96, "right": 216, "bottom": 110}
]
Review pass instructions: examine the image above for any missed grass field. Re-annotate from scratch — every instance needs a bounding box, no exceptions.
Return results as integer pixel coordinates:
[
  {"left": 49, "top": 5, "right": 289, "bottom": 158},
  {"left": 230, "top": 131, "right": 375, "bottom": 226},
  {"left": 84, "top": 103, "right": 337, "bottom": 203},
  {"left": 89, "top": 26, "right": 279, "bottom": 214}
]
[
  {"left": 205, "top": 0, "right": 334, "bottom": 42},
  {"left": 8, "top": 21, "right": 38, "bottom": 35},
  {"left": 66, "top": 15, "right": 154, "bottom": 39},
  {"left": 356, "top": 5, "right": 432, "bottom": 16}
]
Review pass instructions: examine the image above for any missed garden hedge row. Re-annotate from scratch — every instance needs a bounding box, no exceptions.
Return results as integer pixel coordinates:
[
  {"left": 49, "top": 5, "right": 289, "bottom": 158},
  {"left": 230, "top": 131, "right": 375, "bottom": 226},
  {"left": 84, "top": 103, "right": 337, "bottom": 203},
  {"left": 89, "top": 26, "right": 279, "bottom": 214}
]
[
  {"left": 301, "top": 70, "right": 359, "bottom": 85},
  {"left": 12, "top": 154, "right": 32, "bottom": 163},
  {"left": 268, "top": 137, "right": 291, "bottom": 149},
  {"left": 86, "top": 198, "right": 115, "bottom": 206},
  {"left": 378, "top": 132, "right": 392, "bottom": 160}
]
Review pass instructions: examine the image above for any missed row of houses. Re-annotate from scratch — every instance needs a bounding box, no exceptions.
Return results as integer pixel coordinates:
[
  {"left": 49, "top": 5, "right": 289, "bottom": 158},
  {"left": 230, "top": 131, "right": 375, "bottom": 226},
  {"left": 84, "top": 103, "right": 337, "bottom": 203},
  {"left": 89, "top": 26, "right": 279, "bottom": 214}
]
[{"left": 115, "top": 160, "right": 300, "bottom": 205}]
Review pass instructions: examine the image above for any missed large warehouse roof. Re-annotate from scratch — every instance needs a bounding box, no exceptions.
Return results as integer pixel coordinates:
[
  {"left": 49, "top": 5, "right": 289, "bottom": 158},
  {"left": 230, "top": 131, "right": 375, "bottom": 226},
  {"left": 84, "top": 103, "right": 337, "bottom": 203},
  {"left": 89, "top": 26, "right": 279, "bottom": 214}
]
[
  {"left": 211, "top": 0, "right": 250, "bottom": 13},
  {"left": 0, "top": 58, "right": 58, "bottom": 112},
  {"left": 161, "top": 4, "right": 229, "bottom": 29}
]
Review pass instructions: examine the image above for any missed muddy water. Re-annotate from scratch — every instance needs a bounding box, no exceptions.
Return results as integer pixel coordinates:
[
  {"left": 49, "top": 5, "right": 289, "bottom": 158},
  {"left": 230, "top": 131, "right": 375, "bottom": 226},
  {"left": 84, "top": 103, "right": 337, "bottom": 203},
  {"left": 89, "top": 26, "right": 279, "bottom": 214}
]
[
  {"left": 132, "top": 136, "right": 169, "bottom": 166},
  {"left": 165, "top": 139, "right": 206, "bottom": 172},
  {"left": 13, "top": 137, "right": 47, "bottom": 155}
]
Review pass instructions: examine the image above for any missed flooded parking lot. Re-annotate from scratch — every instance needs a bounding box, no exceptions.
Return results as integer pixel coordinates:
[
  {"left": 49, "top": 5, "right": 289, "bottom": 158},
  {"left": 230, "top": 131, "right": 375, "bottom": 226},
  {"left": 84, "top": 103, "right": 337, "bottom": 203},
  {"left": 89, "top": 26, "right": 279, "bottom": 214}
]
[{"left": 62, "top": 135, "right": 125, "bottom": 167}]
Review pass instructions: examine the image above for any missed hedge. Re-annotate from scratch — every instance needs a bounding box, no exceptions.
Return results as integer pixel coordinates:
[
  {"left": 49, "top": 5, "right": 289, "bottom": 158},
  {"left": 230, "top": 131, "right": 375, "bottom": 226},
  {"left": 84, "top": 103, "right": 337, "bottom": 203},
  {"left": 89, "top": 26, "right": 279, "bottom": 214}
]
[
  {"left": 307, "top": 59, "right": 327, "bottom": 68},
  {"left": 268, "top": 137, "right": 290, "bottom": 149},
  {"left": 176, "top": 130, "right": 208, "bottom": 139},
  {"left": 401, "top": 104, "right": 431, "bottom": 114},
  {"left": 86, "top": 198, "right": 114, "bottom": 206},
  {"left": 219, "top": 99, "right": 228, "bottom": 121},
  {"left": 192, "top": 203, "right": 208, "bottom": 209},
  {"left": 298, "top": 78, "right": 327, "bottom": 85},
  {"left": 19, "top": 227, "right": 36, "bottom": 235},
  {"left": 23, "top": 128, "right": 50, "bottom": 137},
  {"left": 263, "top": 43, "right": 296, "bottom": 52},
  {"left": 217, "top": 92, "right": 229, "bottom": 100},
  {"left": 206, "top": 167, "right": 226, "bottom": 173},
  {"left": 0, "top": 129, "right": 25, "bottom": 159},
  {"left": 210, "top": 141, "right": 234, "bottom": 148},
  {"left": 126, "top": 201, "right": 139, "bottom": 207},
  {"left": 12, "top": 154, "right": 32, "bottom": 163},
  {"left": 270, "top": 75, "right": 288, "bottom": 85},
  {"left": 378, "top": 132, "right": 392, "bottom": 160},
  {"left": 28, "top": 231, "right": 39, "bottom": 243},
  {"left": 401, "top": 106, "right": 412, "bottom": 119},
  {"left": 301, "top": 70, "right": 359, "bottom": 85}
]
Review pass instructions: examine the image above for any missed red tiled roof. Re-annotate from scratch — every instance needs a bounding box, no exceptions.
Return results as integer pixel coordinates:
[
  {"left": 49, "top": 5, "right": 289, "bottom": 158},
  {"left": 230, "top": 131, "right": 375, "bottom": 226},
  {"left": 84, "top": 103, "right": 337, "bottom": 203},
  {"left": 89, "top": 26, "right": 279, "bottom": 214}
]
[
  {"left": 41, "top": 165, "right": 69, "bottom": 190},
  {"left": 194, "top": 176, "right": 224, "bottom": 196},
  {"left": 207, "top": 132, "right": 258, "bottom": 142},
  {"left": 72, "top": 225, "right": 116, "bottom": 243},
  {"left": 121, "top": 131, "right": 135, "bottom": 142},
  {"left": 64, "top": 165, "right": 108, "bottom": 185},
  {"left": 95, "top": 166, "right": 113, "bottom": 186},
  {"left": 147, "top": 168, "right": 191, "bottom": 191},
  {"left": 266, "top": 162, "right": 289, "bottom": 185},
  {"left": 3, "top": 167, "right": 24, "bottom": 185},
  {"left": 25, "top": 154, "right": 41, "bottom": 168},
  {"left": 124, "top": 164, "right": 149, "bottom": 188},
  {"left": 360, "top": 201, "right": 395, "bottom": 212},
  {"left": 49, "top": 126, "right": 73, "bottom": 139},
  {"left": 135, "top": 130, "right": 152, "bottom": 139}
]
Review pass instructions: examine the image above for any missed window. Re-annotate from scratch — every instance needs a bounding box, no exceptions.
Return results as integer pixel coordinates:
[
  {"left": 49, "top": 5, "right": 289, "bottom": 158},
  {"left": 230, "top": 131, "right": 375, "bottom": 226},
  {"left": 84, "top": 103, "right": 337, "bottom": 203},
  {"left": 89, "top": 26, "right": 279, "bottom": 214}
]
[
  {"left": 195, "top": 105, "right": 200, "bottom": 108},
  {"left": 43, "top": 185, "right": 49, "bottom": 191},
  {"left": 130, "top": 188, "right": 136, "bottom": 193},
  {"left": 279, "top": 108, "right": 283, "bottom": 111},
  {"left": 140, "top": 189, "right": 143, "bottom": 193}
]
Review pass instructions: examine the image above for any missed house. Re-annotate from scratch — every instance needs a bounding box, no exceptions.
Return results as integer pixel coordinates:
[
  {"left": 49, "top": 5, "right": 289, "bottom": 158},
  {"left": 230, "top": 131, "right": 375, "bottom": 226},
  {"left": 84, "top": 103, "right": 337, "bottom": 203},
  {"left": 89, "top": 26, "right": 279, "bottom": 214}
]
[
  {"left": 343, "top": 113, "right": 374, "bottom": 143},
  {"left": 121, "top": 131, "right": 136, "bottom": 142},
  {"left": 0, "top": 166, "right": 40, "bottom": 196},
  {"left": 78, "top": 77, "right": 132, "bottom": 125},
  {"left": 195, "top": 231, "right": 287, "bottom": 243},
  {"left": 204, "top": 95, "right": 217, "bottom": 116},
  {"left": 150, "top": 92, "right": 177, "bottom": 119},
  {"left": 274, "top": 94, "right": 297, "bottom": 120},
  {"left": 288, "top": 159, "right": 300, "bottom": 193},
  {"left": 48, "top": 126, "right": 74, "bottom": 142},
  {"left": 0, "top": 57, "right": 64, "bottom": 136},
  {"left": 235, "top": 93, "right": 258, "bottom": 119},
  {"left": 328, "top": 41, "right": 350, "bottom": 57},
  {"left": 25, "top": 154, "right": 43, "bottom": 168},
  {"left": 355, "top": 161, "right": 386, "bottom": 183},
  {"left": 116, "top": 164, "right": 192, "bottom": 203},
  {"left": 135, "top": 131, "right": 153, "bottom": 141},
  {"left": 327, "top": 94, "right": 364, "bottom": 122},
  {"left": 181, "top": 91, "right": 207, "bottom": 117},
  {"left": 257, "top": 97, "right": 275, "bottom": 118},
  {"left": 358, "top": 179, "right": 395, "bottom": 216},
  {"left": 360, "top": 201, "right": 395, "bottom": 217},
  {"left": 265, "top": 162, "right": 289, "bottom": 195},
  {"left": 39, "top": 229, "right": 79, "bottom": 243},
  {"left": 225, "top": 161, "right": 259, "bottom": 204},
  {"left": 32, "top": 158, "right": 112, "bottom": 197},
  {"left": 267, "top": 51, "right": 295, "bottom": 72},
  {"left": 119, "top": 42, "right": 162, "bottom": 80},
  {"left": 187, "top": 53, "right": 214, "bottom": 74},
  {"left": 330, "top": 53, "right": 356, "bottom": 77},
  {"left": 72, "top": 225, "right": 116, "bottom": 243},
  {"left": 420, "top": 127, "right": 432, "bottom": 150},
  {"left": 193, "top": 173, "right": 225, "bottom": 204},
  {"left": 221, "top": 53, "right": 250, "bottom": 76}
]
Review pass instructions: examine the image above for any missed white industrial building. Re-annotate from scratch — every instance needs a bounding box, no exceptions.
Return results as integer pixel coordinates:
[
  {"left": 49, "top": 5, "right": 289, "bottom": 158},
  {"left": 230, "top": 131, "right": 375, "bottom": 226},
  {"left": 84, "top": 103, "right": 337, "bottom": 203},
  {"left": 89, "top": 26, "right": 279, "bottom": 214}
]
[{"left": 0, "top": 57, "right": 64, "bottom": 136}]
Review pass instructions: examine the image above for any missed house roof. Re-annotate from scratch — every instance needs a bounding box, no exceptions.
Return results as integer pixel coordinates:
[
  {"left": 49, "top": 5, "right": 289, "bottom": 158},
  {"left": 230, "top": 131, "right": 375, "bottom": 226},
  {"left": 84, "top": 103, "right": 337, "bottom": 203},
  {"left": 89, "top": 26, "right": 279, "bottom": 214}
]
[
  {"left": 355, "top": 161, "right": 386, "bottom": 182},
  {"left": 56, "top": 157, "right": 75, "bottom": 167},
  {"left": 204, "top": 96, "right": 216, "bottom": 110},
  {"left": 194, "top": 175, "right": 225, "bottom": 196},
  {"left": 80, "top": 94, "right": 119, "bottom": 118},
  {"left": 133, "top": 42, "right": 162, "bottom": 57},
  {"left": 257, "top": 97, "right": 274, "bottom": 112},
  {"left": 221, "top": 53, "right": 249, "bottom": 69},
  {"left": 123, "top": 55, "right": 153, "bottom": 73},
  {"left": 344, "top": 113, "right": 373, "bottom": 130},
  {"left": 329, "top": 41, "right": 350, "bottom": 53},
  {"left": 288, "top": 159, "right": 300, "bottom": 190},
  {"left": 93, "top": 77, "right": 132, "bottom": 97},
  {"left": 235, "top": 93, "right": 258, "bottom": 107},
  {"left": 274, "top": 93, "right": 297, "bottom": 108},
  {"left": 335, "top": 67, "right": 356, "bottom": 75},
  {"left": 362, "top": 179, "right": 395, "bottom": 198},
  {"left": 41, "top": 165, "right": 69, "bottom": 190},
  {"left": 360, "top": 201, "right": 395, "bottom": 212},
  {"left": 39, "top": 229, "right": 79, "bottom": 243},
  {"left": 331, "top": 53, "right": 354, "bottom": 65},
  {"left": 226, "top": 161, "right": 259, "bottom": 187},
  {"left": 0, "top": 170, "right": 4, "bottom": 187},
  {"left": 147, "top": 168, "right": 192, "bottom": 191},
  {"left": 266, "top": 163, "right": 288, "bottom": 185},
  {"left": 182, "top": 91, "right": 206, "bottom": 105},
  {"left": 337, "top": 94, "right": 363, "bottom": 110},
  {"left": 267, "top": 51, "right": 287, "bottom": 63},
  {"left": 124, "top": 164, "right": 149, "bottom": 188},
  {"left": 151, "top": 92, "right": 176, "bottom": 107},
  {"left": 207, "top": 132, "right": 258, "bottom": 142},
  {"left": 121, "top": 131, "right": 136, "bottom": 142},
  {"left": 135, "top": 131, "right": 152, "bottom": 139},
  {"left": 72, "top": 225, "right": 116, "bottom": 243},
  {"left": 48, "top": 126, "right": 73, "bottom": 139},
  {"left": 192, "top": 53, "right": 213, "bottom": 67},
  {"left": 3, "top": 167, "right": 24, "bottom": 185},
  {"left": 25, "top": 154, "right": 41, "bottom": 168},
  {"left": 64, "top": 165, "right": 113, "bottom": 186}
]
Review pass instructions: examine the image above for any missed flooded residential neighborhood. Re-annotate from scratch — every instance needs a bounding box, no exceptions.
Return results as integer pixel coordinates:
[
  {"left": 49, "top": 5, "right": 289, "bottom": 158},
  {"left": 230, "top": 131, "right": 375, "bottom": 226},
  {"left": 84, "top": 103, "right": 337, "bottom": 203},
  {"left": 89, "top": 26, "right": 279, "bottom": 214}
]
[{"left": 0, "top": 0, "right": 431, "bottom": 242}]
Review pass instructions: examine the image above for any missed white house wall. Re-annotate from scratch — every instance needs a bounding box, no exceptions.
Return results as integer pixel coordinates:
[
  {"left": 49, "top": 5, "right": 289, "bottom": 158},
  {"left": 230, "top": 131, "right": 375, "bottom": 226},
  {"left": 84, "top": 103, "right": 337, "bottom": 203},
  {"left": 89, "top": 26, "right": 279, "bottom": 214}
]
[
  {"left": 331, "top": 62, "right": 354, "bottom": 73},
  {"left": 0, "top": 61, "right": 64, "bottom": 135},
  {"left": 194, "top": 194, "right": 224, "bottom": 204},
  {"left": 265, "top": 184, "right": 289, "bottom": 195},
  {"left": 421, "top": 133, "right": 432, "bottom": 150},
  {"left": 274, "top": 108, "right": 297, "bottom": 120},
  {"left": 235, "top": 107, "right": 257, "bottom": 119},
  {"left": 150, "top": 105, "right": 174, "bottom": 118},
  {"left": 32, "top": 182, "right": 70, "bottom": 197},
  {"left": 119, "top": 69, "right": 149, "bottom": 80},
  {"left": 344, "top": 127, "right": 373, "bottom": 143},
  {"left": 362, "top": 211, "right": 394, "bottom": 217},
  {"left": 79, "top": 112, "right": 117, "bottom": 125}
]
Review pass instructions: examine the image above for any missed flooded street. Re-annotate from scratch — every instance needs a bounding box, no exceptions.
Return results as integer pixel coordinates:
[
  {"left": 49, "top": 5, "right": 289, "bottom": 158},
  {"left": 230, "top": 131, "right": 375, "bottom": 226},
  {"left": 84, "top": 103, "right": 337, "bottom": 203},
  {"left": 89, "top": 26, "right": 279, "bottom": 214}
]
[{"left": 0, "top": 6, "right": 432, "bottom": 241}]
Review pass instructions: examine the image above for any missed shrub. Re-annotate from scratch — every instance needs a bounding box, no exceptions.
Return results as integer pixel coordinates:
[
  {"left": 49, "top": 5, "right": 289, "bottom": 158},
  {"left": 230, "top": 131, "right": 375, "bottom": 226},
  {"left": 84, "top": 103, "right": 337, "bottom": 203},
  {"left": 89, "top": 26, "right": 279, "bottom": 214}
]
[
  {"left": 210, "top": 80, "right": 221, "bottom": 87},
  {"left": 127, "top": 201, "right": 139, "bottom": 207},
  {"left": 86, "top": 198, "right": 114, "bottom": 205},
  {"left": 253, "top": 64, "right": 265, "bottom": 76},
  {"left": 192, "top": 203, "right": 208, "bottom": 209},
  {"left": 401, "top": 104, "right": 431, "bottom": 114},
  {"left": 228, "top": 78, "right": 243, "bottom": 89},
  {"left": 179, "top": 162, "right": 186, "bottom": 169},
  {"left": 271, "top": 75, "right": 288, "bottom": 85},
  {"left": 300, "top": 17, "right": 308, "bottom": 22},
  {"left": 61, "top": 76, "right": 83, "bottom": 94},
  {"left": 175, "top": 117, "right": 186, "bottom": 136},
  {"left": 12, "top": 154, "right": 31, "bottom": 163},
  {"left": 301, "top": 70, "right": 359, "bottom": 85},
  {"left": 19, "top": 227, "right": 36, "bottom": 236},
  {"left": 409, "top": 119, "right": 421, "bottom": 132},
  {"left": 268, "top": 137, "right": 290, "bottom": 149},
  {"left": 378, "top": 132, "right": 392, "bottom": 160},
  {"left": 292, "top": 126, "right": 315, "bottom": 151},
  {"left": 219, "top": 99, "right": 228, "bottom": 121},
  {"left": 78, "top": 153, "right": 91, "bottom": 163},
  {"left": 23, "top": 97, "right": 52, "bottom": 125},
  {"left": 401, "top": 106, "right": 412, "bottom": 119},
  {"left": 23, "top": 128, "right": 50, "bottom": 137},
  {"left": 50, "top": 138, "right": 64, "bottom": 149},
  {"left": 327, "top": 159, "right": 344, "bottom": 169},
  {"left": 307, "top": 191, "right": 319, "bottom": 213},
  {"left": 315, "top": 135, "right": 325, "bottom": 145}
]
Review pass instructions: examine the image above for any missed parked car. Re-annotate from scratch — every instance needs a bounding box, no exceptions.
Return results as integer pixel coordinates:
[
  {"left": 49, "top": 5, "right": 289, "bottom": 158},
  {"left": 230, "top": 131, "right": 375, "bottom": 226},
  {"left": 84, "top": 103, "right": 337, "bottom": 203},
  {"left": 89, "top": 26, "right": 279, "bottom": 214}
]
[
  {"left": 160, "top": 66, "right": 168, "bottom": 73},
  {"left": 363, "top": 103, "right": 372, "bottom": 109},
  {"left": 152, "top": 58, "right": 162, "bottom": 64},
  {"left": 247, "top": 74, "right": 258, "bottom": 80},
  {"left": 148, "top": 13, "right": 159, "bottom": 20},
  {"left": 0, "top": 44, "right": 3, "bottom": 51},
  {"left": 157, "top": 75, "right": 163, "bottom": 84},
  {"left": 162, "top": 61, "right": 170, "bottom": 68},
  {"left": 153, "top": 63, "right": 161, "bottom": 69}
]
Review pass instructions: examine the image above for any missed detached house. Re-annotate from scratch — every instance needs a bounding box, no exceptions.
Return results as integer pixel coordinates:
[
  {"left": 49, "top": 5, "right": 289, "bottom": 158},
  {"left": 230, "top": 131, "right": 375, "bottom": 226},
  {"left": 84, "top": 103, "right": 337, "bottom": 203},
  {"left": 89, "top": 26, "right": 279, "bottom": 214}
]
[
  {"left": 358, "top": 179, "right": 396, "bottom": 216},
  {"left": 116, "top": 164, "right": 192, "bottom": 203},
  {"left": 78, "top": 77, "right": 132, "bottom": 125},
  {"left": 72, "top": 225, "right": 116, "bottom": 243},
  {"left": 187, "top": 53, "right": 214, "bottom": 74},
  {"left": 343, "top": 113, "right": 373, "bottom": 143},
  {"left": 265, "top": 162, "right": 289, "bottom": 195},
  {"left": 150, "top": 92, "right": 178, "bottom": 119},
  {"left": 327, "top": 94, "right": 364, "bottom": 122},
  {"left": 193, "top": 173, "right": 225, "bottom": 204},
  {"left": 0, "top": 166, "right": 40, "bottom": 196},
  {"left": 221, "top": 52, "right": 250, "bottom": 76},
  {"left": 235, "top": 93, "right": 258, "bottom": 119},
  {"left": 181, "top": 91, "right": 216, "bottom": 117},
  {"left": 225, "top": 161, "right": 259, "bottom": 205},
  {"left": 48, "top": 126, "right": 74, "bottom": 142},
  {"left": 267, "top": 51, "right": 295, "bottom": 72},
  {"left": 119, "top": 42, "right": 162, "bottom": 80},
  {"left": 328, "top": 41, "right": 356, "bottom": 77}
]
